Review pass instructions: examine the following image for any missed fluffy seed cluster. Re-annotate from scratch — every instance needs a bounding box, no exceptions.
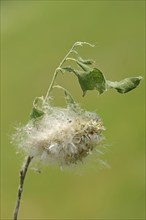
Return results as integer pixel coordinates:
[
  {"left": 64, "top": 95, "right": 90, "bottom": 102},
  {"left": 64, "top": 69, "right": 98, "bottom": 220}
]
[{"left": 12, "top": 103, "right": 105, "bottom": 166}]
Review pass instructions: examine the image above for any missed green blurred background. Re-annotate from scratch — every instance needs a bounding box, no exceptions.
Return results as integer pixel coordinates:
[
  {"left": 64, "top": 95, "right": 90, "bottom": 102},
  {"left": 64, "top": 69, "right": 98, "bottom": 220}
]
[{"left": 1, "top": 1, "right": 145, "bottom": 219}]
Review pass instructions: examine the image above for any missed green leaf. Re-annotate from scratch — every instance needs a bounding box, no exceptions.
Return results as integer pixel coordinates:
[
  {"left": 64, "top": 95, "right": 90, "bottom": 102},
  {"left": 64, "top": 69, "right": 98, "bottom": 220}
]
[
  {"left": 75, "top": 68, "right": 106, "bottom": 96},
  {"left": 106, "top": 76, "right": 142, "bottom": 94},
  {"left": 61, "top": 66, "right": 75, "bottom": 73},
  {"left": 30, "top": 107, "right": 44, "bottom": 119},
  {"left": 64, "top": 90, "right": 80, "bottom": 112},
  {"left": 62, "top": 66, "right": 106, "bottom": 96},
  {"left": 77, "top": 56, "right": 94, "bottom": 65},
  {"left": 64, "top": 90, "right": 75, "bottom": 105},
  {"left": 30, "top": 96, "right": 45, "bottom": 119},
  {"left": 76, "top": 60, "right": 92, "bottom": 72},
  {"left": 53, "top": 84, "right": 76, "bottom": 105}
]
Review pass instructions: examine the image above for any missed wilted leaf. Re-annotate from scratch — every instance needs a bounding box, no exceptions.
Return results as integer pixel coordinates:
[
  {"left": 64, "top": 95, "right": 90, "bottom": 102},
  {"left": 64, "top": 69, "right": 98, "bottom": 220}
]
[
  {"left": 64, "top": 90, "right": 75, "bottom": 105},
  {"left": 77, "top": 56, "right": 94, "bottom": 65},
  {"left": 64, "top": 89, "right": 81, "bottom": 112},
  {"left": 61, "top": 66, "right": 75, "bottom": 73},
  {"left": 62, "top": 66, "right": 106, "bottom": 96},
  {"left": 75, "top": 68, "right": 106, "bottom": 96},
  {"left": 30, "top": 97, "right": 45, "bottom": 119},
  {"left": 76, "top": 60, "right": 92, "bottom": 72},
  {"left": 30, "top": 107, "right": 44, "bottom": 119},
  {"left": 106, "top": 76, "right": 142, "bottom": 94}
]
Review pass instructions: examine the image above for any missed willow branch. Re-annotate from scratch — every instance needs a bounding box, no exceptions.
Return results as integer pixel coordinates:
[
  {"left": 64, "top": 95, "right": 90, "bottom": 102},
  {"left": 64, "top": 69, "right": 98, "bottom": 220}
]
[
  {"left": 44, "top": 41, "right": 93, "bottom": 101},
  {"left": 13, "top": 156, "right": 33, "bottom": 220}
]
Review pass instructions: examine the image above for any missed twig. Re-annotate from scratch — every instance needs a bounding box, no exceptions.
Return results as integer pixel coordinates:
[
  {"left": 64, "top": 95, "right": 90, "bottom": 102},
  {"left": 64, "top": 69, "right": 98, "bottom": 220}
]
[
  {"left": 13, "top": 156, "right": 33, "bottom": 220},
  {"left": 44, "top": 41, "right": 94, "bottom": 101}
]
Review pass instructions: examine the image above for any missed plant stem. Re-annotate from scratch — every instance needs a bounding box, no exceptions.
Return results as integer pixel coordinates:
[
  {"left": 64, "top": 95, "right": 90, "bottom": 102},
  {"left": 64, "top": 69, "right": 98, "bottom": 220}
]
[
  {"left": 44, "top": 42, "right": 82, "bottom": 101},
  {"left": 13, "top": 156, "right": 33, "bottom": 220}
]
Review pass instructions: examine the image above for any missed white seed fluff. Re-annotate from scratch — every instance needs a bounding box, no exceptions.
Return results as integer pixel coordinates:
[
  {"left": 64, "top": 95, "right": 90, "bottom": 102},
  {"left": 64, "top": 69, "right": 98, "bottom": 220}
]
[{"left": 12, "top": 103, "right": 105, "bottom": 166}]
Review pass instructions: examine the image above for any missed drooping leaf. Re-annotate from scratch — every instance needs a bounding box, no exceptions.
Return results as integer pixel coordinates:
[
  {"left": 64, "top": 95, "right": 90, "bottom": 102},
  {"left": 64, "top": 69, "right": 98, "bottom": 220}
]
[
  {"left": 30, "top": 107, "right": 44, "bottom": 120},
  {"left": 62, "top": 66, "right": 106, "bottom": 96},
  {"left": 106, "top": 76, "right": 142, "bottom": 94},
  {"left": 75, "top": 68, "right": 106, "bottom": 96},
  {"left": 64, "top": 90, "right": 75, "bottom": 105},
  {"left": 30, "top": 97, "right": 45, "bottom": 120},
  {"left": 53, "top": 84, "right": 79, "bottom": 112},
  {"left": 77, "top": 56, "right": 94, "bottom": 65},
  {"left": 61, "top": 66, "right": 75, "bottom": 73},
  {"left": 53, "top": 84, "right": 75, "bottom": 105},
  {"left": 73, "top": 41, "right": 95, "bottom": 48},
  {"left": 76, "top": 60, "right": 92, "bottom": 72},
  {"left": 64, "top": 90, "right": 81, "bottom": 112}
]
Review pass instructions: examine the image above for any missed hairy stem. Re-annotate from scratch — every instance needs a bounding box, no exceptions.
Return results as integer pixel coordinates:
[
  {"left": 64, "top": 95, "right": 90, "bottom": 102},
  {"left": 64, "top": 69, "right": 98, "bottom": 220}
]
[{"left": 13, "top": 156, "right": 33, "bottom": 220}]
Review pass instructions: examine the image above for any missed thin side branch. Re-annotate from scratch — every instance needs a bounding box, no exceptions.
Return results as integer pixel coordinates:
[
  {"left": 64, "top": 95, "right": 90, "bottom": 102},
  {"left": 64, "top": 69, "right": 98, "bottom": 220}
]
[
  {"left": 13, "top": 156, "right": 33, "bottom": 220},
  {"left": 44, "top": 41, "right": 94, "bottom": 100}
]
